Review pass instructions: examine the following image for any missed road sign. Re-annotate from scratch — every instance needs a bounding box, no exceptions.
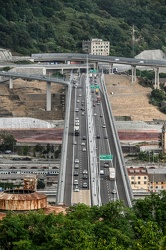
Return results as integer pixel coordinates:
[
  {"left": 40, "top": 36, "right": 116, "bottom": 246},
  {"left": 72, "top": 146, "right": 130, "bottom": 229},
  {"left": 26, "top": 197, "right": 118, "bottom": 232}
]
[
  {"left": 89, "top": 69, "right": 98, "bottom": 73},
  {"left": 100, "top": 154, "right": 113, "bottom": 161},
  {"left": 90, "top": 85, "right": 100, "bottom": 89}
]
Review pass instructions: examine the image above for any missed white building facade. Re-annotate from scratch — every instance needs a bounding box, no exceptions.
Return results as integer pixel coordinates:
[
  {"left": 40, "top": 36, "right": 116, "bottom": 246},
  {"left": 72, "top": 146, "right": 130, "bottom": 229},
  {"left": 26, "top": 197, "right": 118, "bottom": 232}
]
[{"left": 82, "top": 39, "right": 110, "bottom": 56}]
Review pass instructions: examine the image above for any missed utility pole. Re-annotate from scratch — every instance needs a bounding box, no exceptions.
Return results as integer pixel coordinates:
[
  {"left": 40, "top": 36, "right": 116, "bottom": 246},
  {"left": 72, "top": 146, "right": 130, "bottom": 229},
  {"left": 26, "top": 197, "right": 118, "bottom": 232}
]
[{"left": 132, "top": 25, "right": 136, "bottom": 58}]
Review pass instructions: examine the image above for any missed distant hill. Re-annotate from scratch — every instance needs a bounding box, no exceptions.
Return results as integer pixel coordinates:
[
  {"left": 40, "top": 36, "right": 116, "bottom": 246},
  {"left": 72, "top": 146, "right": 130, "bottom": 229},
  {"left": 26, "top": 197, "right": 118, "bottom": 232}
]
[{"left": 0, "top": 0, "right": 166, "bottom": 57}]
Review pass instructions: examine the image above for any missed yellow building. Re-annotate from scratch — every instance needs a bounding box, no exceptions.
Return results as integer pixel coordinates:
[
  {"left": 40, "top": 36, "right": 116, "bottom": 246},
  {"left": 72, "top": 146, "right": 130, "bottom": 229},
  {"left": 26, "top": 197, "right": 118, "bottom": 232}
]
[
  {"left": 147, "top": 168, "right": 166, "bottom": 192},
  {"left": 127, "top": 167, "right": 149, "bottom": 191},
  {"left": 127, "top": 167, "right": 166, "bottom": 193}
]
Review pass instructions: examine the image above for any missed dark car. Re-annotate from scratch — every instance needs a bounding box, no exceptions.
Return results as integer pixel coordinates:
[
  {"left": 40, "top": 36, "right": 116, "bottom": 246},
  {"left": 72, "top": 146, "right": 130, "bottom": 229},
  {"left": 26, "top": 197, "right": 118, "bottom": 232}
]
[
  {"left": 83, "top": 174, "right": 88, "bottom": 179},
  {"left": 74, "top": 170, "right": 79, "bottom": 176},
  {"left": 96, "top": 135, "right": 100, "bottom": 139},
  {"left": 82, "top": 136, "right": 86, "bottom": 140}
]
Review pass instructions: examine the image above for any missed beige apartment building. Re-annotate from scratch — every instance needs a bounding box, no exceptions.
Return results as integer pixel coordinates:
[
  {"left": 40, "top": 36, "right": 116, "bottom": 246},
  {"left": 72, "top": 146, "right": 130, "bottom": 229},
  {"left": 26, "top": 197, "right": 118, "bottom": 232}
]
[
  {"left": 127, "top": 167, "right": 166, "bottom": 193},
  {"left": 127, "top": 167, "right": 149, "bottom": 191},
  {"left": 82, "top": 39, "right": 110, "bottom": 56}
]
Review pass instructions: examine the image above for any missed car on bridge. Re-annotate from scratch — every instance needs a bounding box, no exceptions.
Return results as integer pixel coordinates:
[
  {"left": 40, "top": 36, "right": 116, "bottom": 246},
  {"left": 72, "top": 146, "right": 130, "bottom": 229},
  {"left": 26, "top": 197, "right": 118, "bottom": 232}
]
[
  {"left": 82, "top": 182, "right": 88, "bottom": 188},
  {"left": 83, "top": 169, "right": 88, "bottom": 174},
  {"left": 74, "top": 170, "right": 79, "bottom": 176},
  {"left": 74, "top": 185, "right": 79, "bottom": 192},
  {"left": 83, "top": 174, "right": 88, "bottom": 179},
  {"left": 74, "top": 180, "right": 78, "bottom": 185},
  {"left": 75, "top": 164, "right": 79, "bottom": 169},
  {"left": 75, "top": 159, "right": 79, "bottom": 163}
]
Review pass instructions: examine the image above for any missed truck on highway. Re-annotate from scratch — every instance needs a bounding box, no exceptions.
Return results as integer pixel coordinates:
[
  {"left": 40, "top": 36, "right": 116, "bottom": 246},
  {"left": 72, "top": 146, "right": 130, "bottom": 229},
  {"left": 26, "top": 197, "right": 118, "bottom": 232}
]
[
  {"left": 109, "top": 168, "right": 115, "bottom": 179},
  {"left": 74, "top": 125, "right": 80, "bottom": 136}
]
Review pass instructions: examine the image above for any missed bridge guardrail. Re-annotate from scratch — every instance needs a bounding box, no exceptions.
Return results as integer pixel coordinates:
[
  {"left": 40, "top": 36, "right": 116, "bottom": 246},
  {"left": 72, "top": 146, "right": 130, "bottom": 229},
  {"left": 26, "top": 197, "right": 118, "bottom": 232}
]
[
  {"left": 56, "top": 75, "right": 72, "bottom": 205},
  {"left": 101, "top": 74, "right": 133, "bottom": 207}
]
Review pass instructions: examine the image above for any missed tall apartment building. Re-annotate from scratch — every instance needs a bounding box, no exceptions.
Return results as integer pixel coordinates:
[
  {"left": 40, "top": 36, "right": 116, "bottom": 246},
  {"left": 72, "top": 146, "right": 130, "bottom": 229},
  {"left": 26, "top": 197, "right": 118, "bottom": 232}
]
[{"left": 82, "top": 39, "right": 110, "bottom": 56}]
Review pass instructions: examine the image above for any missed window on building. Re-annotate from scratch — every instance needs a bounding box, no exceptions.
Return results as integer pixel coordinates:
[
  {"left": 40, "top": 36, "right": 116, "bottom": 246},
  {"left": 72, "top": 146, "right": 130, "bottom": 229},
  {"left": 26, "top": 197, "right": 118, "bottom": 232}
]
[
  {"left": 161, "top": 182, "right": 163, "bottom": 184},
  {"left": 144, "top": 176, "right": 147, "bottom": 179},
  {"left": 138, "top": 181, "right": 140, "bottom": 184},
  {"left": 144, "top": 181, "right": 146, "bottom": 184},
  {"left": 131, "top": 176, "right": 134, "bottom": 179},
  {"left": 156, "top": 182, "right": 158, "bottom": 184},
  {"left": 156, "top": 186, "right": 158, "bottom": 189},
  {"left": 138, "top": 176, "right": 140, "bottom": 179},
  {"left": 161, "top": 186, "right": 163, "bottom": 189},
  {"left": 131, "top": 181, "right": 134, "bottom": 184}
]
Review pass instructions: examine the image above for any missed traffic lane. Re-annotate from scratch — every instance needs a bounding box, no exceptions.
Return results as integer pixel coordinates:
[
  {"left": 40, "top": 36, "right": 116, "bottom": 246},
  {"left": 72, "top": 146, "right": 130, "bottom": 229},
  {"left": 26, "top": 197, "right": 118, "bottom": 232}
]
[
  {"left": 63, "top": 87, "right": 75, "bottom": 206},
  {"left": 100, "top": 90, "right": 129, "bottom": 206},
  {"left": 94, "top": 103, "right": 110, "bottom": 205}
]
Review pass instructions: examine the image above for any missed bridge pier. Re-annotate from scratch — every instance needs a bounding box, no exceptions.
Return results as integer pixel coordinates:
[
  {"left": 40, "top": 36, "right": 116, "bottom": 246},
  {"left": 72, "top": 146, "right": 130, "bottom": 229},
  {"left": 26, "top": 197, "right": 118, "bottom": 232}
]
[
  {"left": 61, "top": 68, "right": 64, "bottom": 75},
  {"left": 131, "top": 66, "right": 136, "bottom": 83},
  {"left": 46, "top": 81, "right": 51, "bottom": 111},
  {"left": 9, "top": 77, "right": 13, "bottom": 89},
  {"left": 109, "top": 63, "right": 113, "bottom": 74},
  {"left": 154, "top": 67, "right": 160, "bottom": 89}
]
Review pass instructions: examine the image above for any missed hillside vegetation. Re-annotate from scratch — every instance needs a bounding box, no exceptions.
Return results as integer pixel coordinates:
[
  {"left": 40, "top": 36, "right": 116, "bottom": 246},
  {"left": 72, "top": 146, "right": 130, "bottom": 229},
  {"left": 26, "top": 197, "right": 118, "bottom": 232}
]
[
  {"left": 1, "top": 192, "right": 166, "bottom": 249},
  {"left": 0, "top": 0, "right": 166, "bottom": 56}
]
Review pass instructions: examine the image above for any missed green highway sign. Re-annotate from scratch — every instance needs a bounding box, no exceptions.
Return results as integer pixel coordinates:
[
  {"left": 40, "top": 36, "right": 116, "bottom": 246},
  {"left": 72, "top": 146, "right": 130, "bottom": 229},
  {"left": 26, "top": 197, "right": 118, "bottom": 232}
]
[
  {"left": 90, "top": 85, "right": 100, "bottom": 89},
  {"left": 100, "top": 154, "right": 113, "bottom": 161},
  {"left": 89, "top": 69, "right": 98, "bottom": 73}
]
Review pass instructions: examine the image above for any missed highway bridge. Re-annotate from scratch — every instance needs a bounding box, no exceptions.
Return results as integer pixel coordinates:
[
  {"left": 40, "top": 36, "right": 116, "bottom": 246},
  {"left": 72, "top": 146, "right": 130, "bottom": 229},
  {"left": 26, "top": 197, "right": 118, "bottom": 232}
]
[
  {"left": 1, "top": 53, "right": 166, "bottom": 207},
  {"left": 57, "top": 72, "right": 133, "bottom": 207}
]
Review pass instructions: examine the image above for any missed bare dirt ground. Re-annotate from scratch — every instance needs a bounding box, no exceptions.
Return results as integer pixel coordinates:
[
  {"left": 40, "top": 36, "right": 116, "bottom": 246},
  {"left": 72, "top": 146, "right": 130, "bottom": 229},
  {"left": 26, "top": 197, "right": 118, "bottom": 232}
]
[
  {"left": 0, "top": 79, "right": 64, "bottom": 120},
  {"left": 1, "top": 75, "right": 166, "bottom": 122},
  {"left": 105, "top": 74, "right": 166, "bottom": 121}
]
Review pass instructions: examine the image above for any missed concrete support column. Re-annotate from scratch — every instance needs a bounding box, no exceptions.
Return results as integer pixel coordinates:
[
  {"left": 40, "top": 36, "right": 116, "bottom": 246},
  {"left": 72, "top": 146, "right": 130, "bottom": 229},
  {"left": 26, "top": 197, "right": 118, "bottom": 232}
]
[
  {"left": 109, "top": 63, "right": 113, "bottom": 74},
  {"left": 154, "top": 68, "right": 157, "bottom": 89},
  {"left": 154, "top": 67, "right": 160, "bottom": 89},
  {"left": 61, "top": 68, "right": 64, "bottom": 75},
  {"left": 9, "top": 77, "right": 13, "bottom": 89},
  {"left": 94, "top": 62, "right": 98, "bottom": 70},
  {"left": 131, "top": 66, "right": 136, "bottom": 83},
  {"left": 46, "top": 81, "right": 51, "bottom": 111},
  {"left": 157, "top": 67, "right": 160, "bottom": 89}
]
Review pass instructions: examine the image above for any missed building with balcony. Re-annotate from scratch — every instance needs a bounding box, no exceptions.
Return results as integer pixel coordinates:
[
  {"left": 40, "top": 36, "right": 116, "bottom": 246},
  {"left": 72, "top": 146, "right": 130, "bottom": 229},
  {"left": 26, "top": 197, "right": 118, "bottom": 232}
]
[{"left": 82, "top": 39, "right": 110, "bottom": 56}]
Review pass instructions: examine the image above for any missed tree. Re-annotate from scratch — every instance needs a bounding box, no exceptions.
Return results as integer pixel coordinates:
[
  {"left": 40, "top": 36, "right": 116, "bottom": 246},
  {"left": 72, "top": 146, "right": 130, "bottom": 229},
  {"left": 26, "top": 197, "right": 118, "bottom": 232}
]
[
  {"left": 37, "top": 180, "right": 45, "bottom": 189},
  {"left": 0, "top": 131, "right": 17, "bottom": 152}
]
